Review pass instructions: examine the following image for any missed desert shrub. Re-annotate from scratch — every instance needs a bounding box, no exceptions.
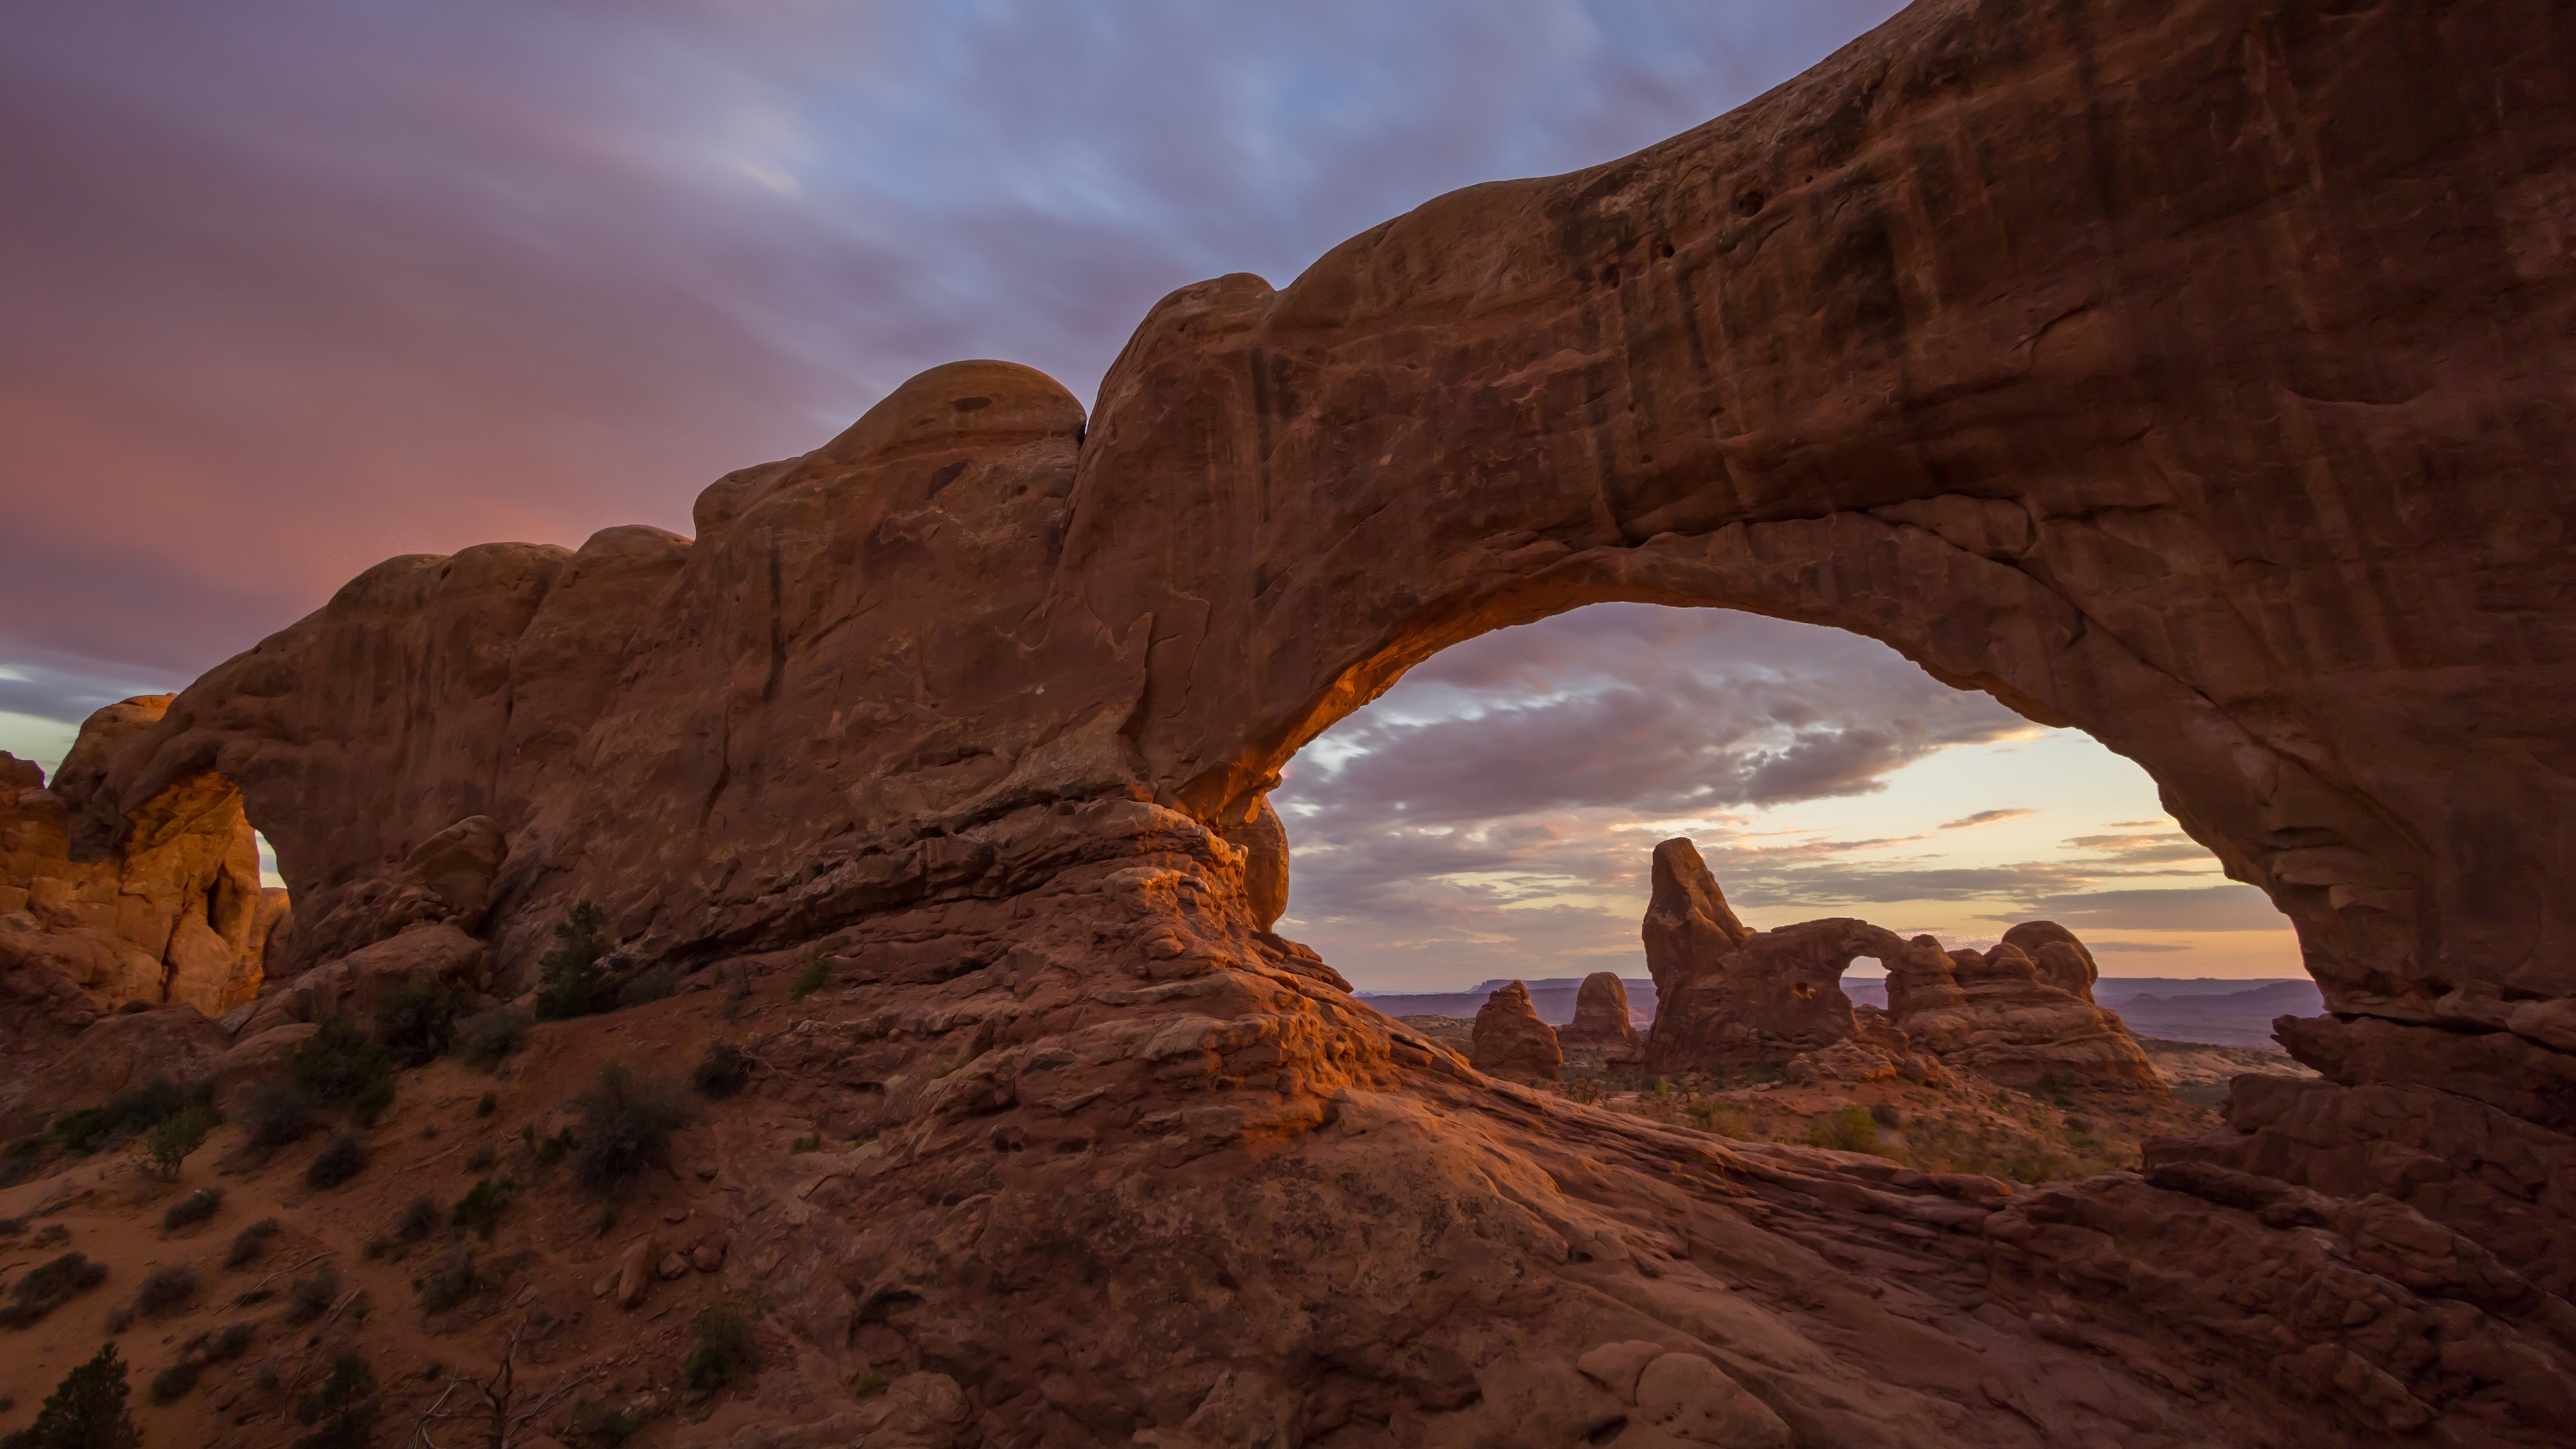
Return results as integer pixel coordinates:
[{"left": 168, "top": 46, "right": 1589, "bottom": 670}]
[
  {"left": 681, "top": 1304, "right": 759, "bottom": 1395},
  {"left": 534, "top": 902, "right": 616, "bottom": 1022},
  {"left": 615, "top": 962, "right": 684, "bottom": 1009},
  {"left": 351, "top": 1075, "right": 395, "bottom": 1128},
  {"left": 283, "top": 1264, "right": 339, "bottom": 1326},
  {"left": 1868, "top": 1101, "right": 1903, "bottom": 1128},
  {"left": 223, "top": 1218, "right": 281, "bottom": 1270},
  {"left": 690, "top": 1041, "right": 750, "bottom": 1099},
  {"left": 146, "top": 1357, "right": 201, "bottom": 1406},
  {"left": 290, "top": 1016, "right": 394, "bottom": 1108},
  {"left": 450, "top": 1179, "right": 514, "bottom": 1240},
  {"left": 43, "top": 1076, "right": 212, "bottom": 1157},
  {"left": 239, "top": 1080, "right": 322, "bottom": 1152},
  {"left": 132, "top": 1265, "right": 196, "bottom": 1318},
  {"left": 465, "top": 1144, "right": 495, "bottom": 1172},
  {"left": 1684, "top": 1100, "right": 1749, "bottom": 1138},
  {"left": 787, "top": 959, "right": 831, "bottom": 1002},
  {"left": 372, "top": 977, "right": 462, "bottom": 1068},
  {"left": 569, "top": 1064, "right": 690, "bottom": 1195},
  {"left": 564, "top": 1400, "right": 645, "bottom": 1447},
  {"left": 453, "top": 1006, "right": 531, "bottom": 1069},
  {"left": 304, "top": 1133, "right": 370, "bottom": 1190},
  {"left": 292, "top": 1352, "right": 377, "bottom": 1449},
  {"left": 414, "top": 1247, "right": 484, "bottom": 1313},
  {"left": 206, "top": 1323, "right": 253, "bottom": 1361},
  {"left": 1801, "top": 1104, "right": 1880, "bottom": 1154},
  {"left": 535, "top": 1127, "right": 574, "bottom": 1169},
  {"left": 141, "top": 1107, "right": 219, "bottom": 1180},
  {"left": 3, "top": 1342, "right": 138, "bottom": 1448},
  {"left": 474, "top": 1092, "right": 496, "bottom": 1119},
  {"left": 394, "top": 1195, "right": 440, "bottom": 1245},
  {"left": 719, "top": 960, "right": 750, "bottom": 1021},
  {"left": 0, "top": 1253, "right": 108, "bottom": 1329},
  {"left": 162, "top": 1187, "right": 224, "bottom": 1232}
]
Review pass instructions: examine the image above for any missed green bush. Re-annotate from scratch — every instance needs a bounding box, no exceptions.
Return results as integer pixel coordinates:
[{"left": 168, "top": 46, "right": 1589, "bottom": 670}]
[
  {"left": 474, "top": 1092, "right": 497, "bottom": 1119},
  {"left": 414, "top": 1247, "right": 484, "bottom": 1313},
  {"left": 283, "top": 1264, "right": 339, "bottom": 1326},
  {"left": 564, "top": 1400, "right": 645, "bottom": 1447},
  {"left": 141, "top": 1107, "right": 219, "bottom": 1180},
  {"left": 2, "top": 1342, "right": 138, "bottom": 1448},
  {"left": 394, "top": 1195, "right": 440, "bottom": 1245},
  {"left": 372, "top": 977, "right": 463, "bottom": 1068},
  {"left": 451, "top": 1179, "right": 514, "bottom": 1240},
  {"left": 162, "top": 1187, "right": 223, "bottom": 1232},
  {"left": 351, "top": 1075, "right": 396, "bottom": 1129},
  {"left": 223, "top": 1218, "right": 281, "bottom": 1270},
  {"left": 690, "top": 1041, "right": 751, "bottom": 1099},
  {"left": 570, "top": 1064, "right": 691, "bottom": 1195},
  {"left": 291, "top": 1352, "right": 377, "bottom": 1449},
  {"left": 43, "top": 1076, "right": 212, "bottom": 1156},
  {"left": 1684, "top": 1101, "right": 1749, "bottom": 1138},
  {"left": 535, "top": 902, "right": 616, "bottom": 1021},
  {"left": 304, "top": 1133, "right": 370, "bottom": 1190},
  {"left": 454, "top": 1007, "right": 532, "bottom": 1068},
  {"left": 238, "top": 1080, "right": 322, "bottom": 1152},
  {"left": 131, "top": 1265, "right": 196, "bottom": 1318},
  {"left": 681, "top": 1304, "right": 759, "bottom": 1395},
  {"left": 787, "top": 959, "right": 832, "bottom": 1003},
  {"left": 291, "top": 1016, "right": 393, "bottom": 1108},
  {"left": 0, "top": 1254, "right": 108, "bottom": 1329},
  {"left": 1801, "top": 1104, "right": 1880, "bottom": 1154}
]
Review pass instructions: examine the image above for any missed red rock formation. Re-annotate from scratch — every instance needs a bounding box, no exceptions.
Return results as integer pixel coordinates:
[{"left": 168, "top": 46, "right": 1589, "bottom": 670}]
[
  {"left": 1886, "top": 938, "right": 2169, "bottom": 1096},
  {"left": 1558, "top": 971, "right": 1639, "bottom": 1054},
  {"left": 1, "top": 699, "right": 281, "bottom": 1018},
  {"left": 1470, "top": 980, "right": 1562, "bottom": 1082},
  {"left": 30, "top": 0, "right": 2576, "bottom": 1440}
]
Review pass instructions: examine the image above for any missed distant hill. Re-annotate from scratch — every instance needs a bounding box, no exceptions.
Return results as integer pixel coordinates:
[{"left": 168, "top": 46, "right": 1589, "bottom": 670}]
[{"left": 1355, "top": 975, "right": 2322, "bottom": 1048}]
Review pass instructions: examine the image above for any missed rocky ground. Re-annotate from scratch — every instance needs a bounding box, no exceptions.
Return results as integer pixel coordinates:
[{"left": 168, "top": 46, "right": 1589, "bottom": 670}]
[
  {"left": 1403, "top": 1016, "right": 2299, "bottom": 1183},
  {"left": 0, "top": 959, "right": 970, "bottom": 1449}
]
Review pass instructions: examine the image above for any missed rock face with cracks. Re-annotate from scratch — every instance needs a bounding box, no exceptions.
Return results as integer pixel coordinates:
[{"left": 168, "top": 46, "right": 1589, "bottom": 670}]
[{"left": 30, "top": 0, "right": 2576, "bottom": 1442}]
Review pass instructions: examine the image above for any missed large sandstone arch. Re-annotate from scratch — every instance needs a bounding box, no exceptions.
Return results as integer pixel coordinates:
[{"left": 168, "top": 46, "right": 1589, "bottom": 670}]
[{"left": 64, "top": 1, "right": 2576, "bottom": 1440}]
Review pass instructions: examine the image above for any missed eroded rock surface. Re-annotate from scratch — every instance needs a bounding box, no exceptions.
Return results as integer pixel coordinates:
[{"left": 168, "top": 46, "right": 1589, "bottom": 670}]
[
  {"left": 22, "top": 0, "right": 2576, "bottom": 1441},
  {"left": 1471, "top": 980, "right": 1563, "bottom": 1082},
  {"left": 1560, "top": 971, "right": 1641, "bottom": 1055}
]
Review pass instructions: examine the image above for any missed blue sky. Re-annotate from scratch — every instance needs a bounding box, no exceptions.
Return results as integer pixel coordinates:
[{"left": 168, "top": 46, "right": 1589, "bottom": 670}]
[{"left": 0, "top": 1, "right": 2299, "bottom": 985}]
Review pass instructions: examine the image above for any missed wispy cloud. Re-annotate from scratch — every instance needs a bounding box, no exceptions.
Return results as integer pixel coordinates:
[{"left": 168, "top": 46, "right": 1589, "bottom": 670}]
[{"left": 1941, "top": 808, "right": 2036, "bottom": 830}]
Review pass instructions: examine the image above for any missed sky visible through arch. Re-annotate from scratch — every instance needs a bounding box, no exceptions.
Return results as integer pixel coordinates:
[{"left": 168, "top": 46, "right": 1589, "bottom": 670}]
[{"left": 1273, "top": 606, "right": 2299, "bottom": 991}]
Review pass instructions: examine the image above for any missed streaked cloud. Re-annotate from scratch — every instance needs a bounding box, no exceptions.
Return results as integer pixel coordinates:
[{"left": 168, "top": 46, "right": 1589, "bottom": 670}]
[{"left": 1941, "top": 808, "right": 2036, "bottom": 830}]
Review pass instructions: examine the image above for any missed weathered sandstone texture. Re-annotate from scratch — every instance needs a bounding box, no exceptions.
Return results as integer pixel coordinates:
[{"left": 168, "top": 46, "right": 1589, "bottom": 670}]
[
  {"left": 1639, "top": 837, "right": 2161, "bottom": 1094},
  {"left": 1470, "top": 980, "right": 1563, "bottom": 1082},
  {"left": 1, "top": 701, "right": 282, "bottom": 1017},
  {"left": 1560, "top": 970, "right": 1641, "bottom": 1053},
  {"left": 33, "top": 0, "right": 2576, "bottom": 1440}
]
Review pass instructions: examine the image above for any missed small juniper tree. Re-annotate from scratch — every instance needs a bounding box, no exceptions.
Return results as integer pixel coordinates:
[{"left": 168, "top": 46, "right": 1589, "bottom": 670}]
[
  {"left": 4, "top": 1342, "right": 141, "bottom": 1449},
  {"left": 533, "top": 902, "right": 616, "bottom": 1021}
]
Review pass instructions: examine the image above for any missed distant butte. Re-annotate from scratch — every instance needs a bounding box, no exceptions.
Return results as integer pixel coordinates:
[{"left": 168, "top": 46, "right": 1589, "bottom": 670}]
[{"left": 9, "top": 1, "right": 2575, "bottom": 1442}]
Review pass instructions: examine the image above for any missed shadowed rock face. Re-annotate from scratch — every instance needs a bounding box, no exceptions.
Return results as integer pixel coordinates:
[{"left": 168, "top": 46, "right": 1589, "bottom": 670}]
[{"left": 51, "top": 0, "right": 2576, "bottom": 1440}]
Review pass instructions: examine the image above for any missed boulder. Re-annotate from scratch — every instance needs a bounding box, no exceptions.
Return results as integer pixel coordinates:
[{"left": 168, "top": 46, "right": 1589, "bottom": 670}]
[
  {"left": 1470, "top": 981, "right": 1561, "bottom": 1082},
  {"left": 1557, "top": 972, "right": 1639, "bottom": 1054},
  {"left": 210, "top": 1022, "right": 320, "bottom": 1111},
  {"left": 614, "top": 1237, "right": 657, "bottom": 1311},
  {"left": 237, "top": 920, "right": 487, "bottom": 1037}
]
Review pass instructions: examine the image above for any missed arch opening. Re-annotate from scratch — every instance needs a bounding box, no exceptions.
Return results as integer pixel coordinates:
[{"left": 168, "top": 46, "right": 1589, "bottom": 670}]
[{"left": 1267, "top": 602, "right": 2300, "bottom": 1012}]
